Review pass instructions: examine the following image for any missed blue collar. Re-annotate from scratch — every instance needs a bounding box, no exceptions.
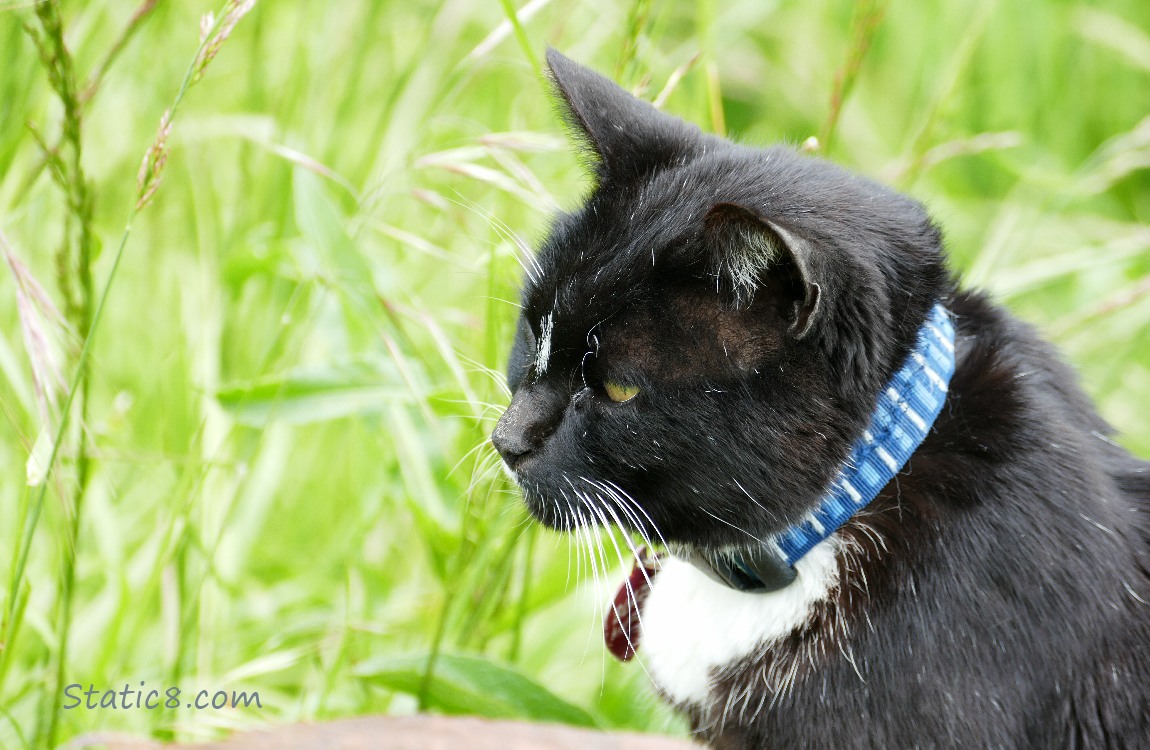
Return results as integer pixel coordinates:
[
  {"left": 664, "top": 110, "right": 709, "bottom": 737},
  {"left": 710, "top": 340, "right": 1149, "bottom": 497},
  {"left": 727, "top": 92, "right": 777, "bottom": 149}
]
[{"left": 683, "top": 303, "right": 957, "bottom": 592}]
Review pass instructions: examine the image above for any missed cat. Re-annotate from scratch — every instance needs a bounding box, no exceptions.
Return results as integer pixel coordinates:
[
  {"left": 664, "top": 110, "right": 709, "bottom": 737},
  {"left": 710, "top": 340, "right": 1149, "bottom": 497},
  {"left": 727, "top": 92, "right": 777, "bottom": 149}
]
[{"left": 491, "top": 49, "right": 1150, "bottom": 748}]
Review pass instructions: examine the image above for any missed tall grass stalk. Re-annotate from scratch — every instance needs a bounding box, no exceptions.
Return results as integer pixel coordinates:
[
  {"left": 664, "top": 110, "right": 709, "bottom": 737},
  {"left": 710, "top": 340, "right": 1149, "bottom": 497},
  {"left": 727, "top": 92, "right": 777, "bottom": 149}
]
[
  {"left": 695, "top": 0, "right": 725, "bottom": 136},
  {"left": 497, "top": 0, "right": 542, "bottom": 79},
  {"left": 894, "top": 0, "right": 997, "bottom": 187},
  {"left": 15, "top": 5, "right": 97, "bottom": 746},
  {"left": 818, "top": 0, "right": 889, "bottom": 153},
  {"left": 5, "top": 3, "right": 255, "bottom": 746},
  {"left": 615, "top": 0, "right": 653, "bottom": 85}
]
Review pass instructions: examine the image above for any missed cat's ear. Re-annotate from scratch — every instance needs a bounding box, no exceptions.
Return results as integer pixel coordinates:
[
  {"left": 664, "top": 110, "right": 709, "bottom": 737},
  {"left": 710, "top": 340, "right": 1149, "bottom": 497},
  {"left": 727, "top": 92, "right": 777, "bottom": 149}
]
[
  {"left": 704, "top": 203, "right": 823, "bottom": 339},
  {"left": 545, "top": 48, "right": 701, "bottom": 181}
]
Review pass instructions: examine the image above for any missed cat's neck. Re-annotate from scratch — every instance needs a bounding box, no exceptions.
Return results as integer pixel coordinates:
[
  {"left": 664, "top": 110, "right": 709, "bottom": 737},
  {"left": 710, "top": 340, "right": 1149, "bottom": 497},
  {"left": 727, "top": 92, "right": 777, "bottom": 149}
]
[{"left": 682, "top": 302, "right": 956, "bottom": 593}]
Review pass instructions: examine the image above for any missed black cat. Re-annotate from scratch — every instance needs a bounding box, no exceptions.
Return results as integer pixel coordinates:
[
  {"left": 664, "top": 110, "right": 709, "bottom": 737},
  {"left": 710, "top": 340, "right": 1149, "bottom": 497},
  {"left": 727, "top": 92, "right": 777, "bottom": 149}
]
[{"left": 491, "top": 49, "right": 1150, "bottom": 748}]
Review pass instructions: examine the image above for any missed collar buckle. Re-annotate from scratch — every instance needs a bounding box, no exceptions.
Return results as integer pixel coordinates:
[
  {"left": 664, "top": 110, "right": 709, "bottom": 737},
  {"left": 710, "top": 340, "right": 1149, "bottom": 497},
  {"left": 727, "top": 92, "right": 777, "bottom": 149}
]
[{"left": 681, "top": 546, "right": 798, "bottom": 593}]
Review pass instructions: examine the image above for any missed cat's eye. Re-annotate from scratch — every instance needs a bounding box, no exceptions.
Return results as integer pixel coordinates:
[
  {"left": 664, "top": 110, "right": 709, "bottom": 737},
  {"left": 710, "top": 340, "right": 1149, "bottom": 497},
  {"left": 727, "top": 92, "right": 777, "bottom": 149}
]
[{"left": 604, "top": 381, "right": 640, "bottom": 403}]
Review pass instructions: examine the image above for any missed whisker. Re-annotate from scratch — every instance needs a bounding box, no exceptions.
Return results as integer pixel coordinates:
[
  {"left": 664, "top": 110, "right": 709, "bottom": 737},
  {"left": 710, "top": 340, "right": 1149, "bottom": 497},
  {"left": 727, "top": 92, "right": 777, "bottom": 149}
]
[
  {"left": 458, "top": 353, "right": 515, "bottom": 398},
  {"left": 592, "top": 478, "right": 659, "bottom": 559},
  {"left": 583, "top": 493, "right": 642, "bottom": 651},
  {"left": 586, "top": 478, "right": 643, "bottom": 539},
  {"left": 698, "top": 505, "right": 769, "bottom": 546},
  {"left": 733, "top": 478, "right": 780, "bottom": 524},
  {"left": 575, "top": 505, "right": 605, "bottom": 660},
  {"left": 562, "top": 489, "right": 583, "bottom": 585},
  {"left": 440, "top": 191, "right": 542, "bottom": 283},
  {"left": 583, "top": 478, "right": 652, "bottom": 589},
  {"left": 603, "top": 479, "right": 669, "bottom": 550}
]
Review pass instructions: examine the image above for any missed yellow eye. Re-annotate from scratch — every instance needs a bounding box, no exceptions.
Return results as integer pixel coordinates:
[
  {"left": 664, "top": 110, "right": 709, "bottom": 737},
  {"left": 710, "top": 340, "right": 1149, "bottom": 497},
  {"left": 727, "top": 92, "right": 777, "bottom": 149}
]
[{"left": 604, "top": 381, "right": 640, "bottom": 403}]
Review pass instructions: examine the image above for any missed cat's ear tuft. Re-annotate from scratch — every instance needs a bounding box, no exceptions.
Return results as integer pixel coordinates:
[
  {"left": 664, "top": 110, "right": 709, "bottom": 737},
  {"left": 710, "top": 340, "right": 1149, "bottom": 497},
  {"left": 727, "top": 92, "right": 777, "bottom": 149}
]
[
  {"left": 704, "top": 203, "right": 823, "bottom": 339},
  {"left": 545, "top": 48, "right": 702, "bottom": 182}
]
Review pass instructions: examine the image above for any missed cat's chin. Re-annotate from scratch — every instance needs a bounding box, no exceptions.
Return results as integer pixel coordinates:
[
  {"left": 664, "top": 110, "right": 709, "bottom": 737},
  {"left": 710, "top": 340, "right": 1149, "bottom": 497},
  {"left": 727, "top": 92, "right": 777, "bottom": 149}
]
[
  {"left": 501, "top": 463, "right": 564, "bottom": 528},
  {"left": 522, "top": 496, "right": 569, "bottom": 531},
  {"left": 517, "top": 480, "right": 637, "bottom": 535},
  {"left": 517, "top": 485, "right": 579, "bottom": 532}
]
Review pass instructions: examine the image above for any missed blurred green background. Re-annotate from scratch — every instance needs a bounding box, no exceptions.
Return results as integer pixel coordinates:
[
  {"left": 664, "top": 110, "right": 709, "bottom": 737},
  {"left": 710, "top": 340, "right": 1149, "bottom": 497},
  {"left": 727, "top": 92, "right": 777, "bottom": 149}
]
[{"left": 1, "top": 0, "right": 1148, "bottom": 746}]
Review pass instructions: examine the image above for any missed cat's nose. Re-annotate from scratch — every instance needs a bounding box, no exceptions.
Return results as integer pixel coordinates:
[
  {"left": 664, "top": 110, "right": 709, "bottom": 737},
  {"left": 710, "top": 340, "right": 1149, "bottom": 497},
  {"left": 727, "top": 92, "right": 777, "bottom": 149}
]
[
  {"left": 492, "top": 385, "right": 565, "bottom": 470},
  {"left": 491, "top": 418, "right": 533, "bottom": 468}
]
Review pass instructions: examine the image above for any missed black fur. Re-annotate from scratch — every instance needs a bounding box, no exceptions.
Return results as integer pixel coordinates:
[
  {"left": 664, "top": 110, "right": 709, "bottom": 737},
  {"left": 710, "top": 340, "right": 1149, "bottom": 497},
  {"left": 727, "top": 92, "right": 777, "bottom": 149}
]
[{"left": 492, "top": 50, "right": 1150, "bottom": 748}]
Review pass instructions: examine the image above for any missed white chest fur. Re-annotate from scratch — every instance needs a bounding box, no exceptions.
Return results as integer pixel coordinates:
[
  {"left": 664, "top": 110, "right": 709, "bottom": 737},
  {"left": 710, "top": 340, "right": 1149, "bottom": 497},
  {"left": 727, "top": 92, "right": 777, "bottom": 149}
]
[{"left": 640, "top": 538, "right": 841, "bottom": 706}]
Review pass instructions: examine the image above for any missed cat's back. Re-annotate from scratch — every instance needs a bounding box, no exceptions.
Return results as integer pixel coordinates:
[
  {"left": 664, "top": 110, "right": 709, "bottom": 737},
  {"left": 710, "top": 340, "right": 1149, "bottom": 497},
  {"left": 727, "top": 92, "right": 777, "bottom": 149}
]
[{"left": 942, "top": 290, "right": 1150, "bottom": 744}]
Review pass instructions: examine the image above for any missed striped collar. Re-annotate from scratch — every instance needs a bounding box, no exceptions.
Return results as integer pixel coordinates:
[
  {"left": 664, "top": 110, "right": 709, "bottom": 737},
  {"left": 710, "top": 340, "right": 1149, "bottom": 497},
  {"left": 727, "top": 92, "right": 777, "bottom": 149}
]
[{"left": 683, "top": 303, "right": 957, "bottom": 592}]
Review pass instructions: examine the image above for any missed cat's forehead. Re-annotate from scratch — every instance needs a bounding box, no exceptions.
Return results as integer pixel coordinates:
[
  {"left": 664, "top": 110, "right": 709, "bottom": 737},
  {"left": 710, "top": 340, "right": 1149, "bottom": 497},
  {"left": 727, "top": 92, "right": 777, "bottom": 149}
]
[
  {"left": 517, "top": 149, "right": 816, "bottom": 377},
  {"left": 523, "top": 163, "right": 728, "bottom": 315},
  {"left": 522, "top": 270, "right": 779, "bottom": 381}
]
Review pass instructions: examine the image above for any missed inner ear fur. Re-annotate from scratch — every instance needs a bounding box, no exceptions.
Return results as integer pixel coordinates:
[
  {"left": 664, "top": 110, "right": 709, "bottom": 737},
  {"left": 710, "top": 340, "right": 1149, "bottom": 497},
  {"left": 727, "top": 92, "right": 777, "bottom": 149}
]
[{"left": 703, "top": 202, "right": 823, "bottom": 339}]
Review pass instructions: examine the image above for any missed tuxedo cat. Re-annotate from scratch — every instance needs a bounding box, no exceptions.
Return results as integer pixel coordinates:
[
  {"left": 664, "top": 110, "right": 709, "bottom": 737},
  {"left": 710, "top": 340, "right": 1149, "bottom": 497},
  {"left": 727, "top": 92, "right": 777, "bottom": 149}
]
[{"left": 491, "top": 49, "right": 1150, "bottom": 748}]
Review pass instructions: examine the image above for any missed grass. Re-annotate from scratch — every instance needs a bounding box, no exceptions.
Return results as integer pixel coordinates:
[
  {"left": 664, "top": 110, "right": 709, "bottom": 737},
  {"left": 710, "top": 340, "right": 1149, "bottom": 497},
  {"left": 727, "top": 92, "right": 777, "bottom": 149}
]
[{"left": 0, "top": 0, "right": 1147, "bottom": 747}]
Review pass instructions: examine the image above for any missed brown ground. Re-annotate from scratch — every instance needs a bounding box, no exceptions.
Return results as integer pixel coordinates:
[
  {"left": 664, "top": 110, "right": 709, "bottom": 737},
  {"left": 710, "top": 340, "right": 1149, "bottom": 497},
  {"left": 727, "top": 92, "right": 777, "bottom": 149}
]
[{"left": 69, "top": 715, "right": 699, "bottom": 750}]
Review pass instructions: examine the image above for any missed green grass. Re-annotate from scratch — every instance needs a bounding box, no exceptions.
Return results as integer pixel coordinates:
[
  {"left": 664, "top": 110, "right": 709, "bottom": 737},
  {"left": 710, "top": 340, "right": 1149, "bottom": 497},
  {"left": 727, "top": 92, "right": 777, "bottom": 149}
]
[{"left": 0, "top": 0, "right": 1148, "bottom": 747}]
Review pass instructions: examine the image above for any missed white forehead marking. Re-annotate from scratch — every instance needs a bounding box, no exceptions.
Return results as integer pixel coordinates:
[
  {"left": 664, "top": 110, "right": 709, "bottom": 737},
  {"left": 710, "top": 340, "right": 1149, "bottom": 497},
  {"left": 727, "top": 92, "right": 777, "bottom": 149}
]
[{"left": 535, "top": 312, "right": 554, "bottom": 375}]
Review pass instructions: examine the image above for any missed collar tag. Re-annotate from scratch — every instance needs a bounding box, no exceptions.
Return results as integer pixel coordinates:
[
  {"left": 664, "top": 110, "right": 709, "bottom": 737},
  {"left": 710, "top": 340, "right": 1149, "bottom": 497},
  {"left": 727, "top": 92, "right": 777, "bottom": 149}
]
[{"left": 605, "top": 547, "right": 659, "bottom": 661}]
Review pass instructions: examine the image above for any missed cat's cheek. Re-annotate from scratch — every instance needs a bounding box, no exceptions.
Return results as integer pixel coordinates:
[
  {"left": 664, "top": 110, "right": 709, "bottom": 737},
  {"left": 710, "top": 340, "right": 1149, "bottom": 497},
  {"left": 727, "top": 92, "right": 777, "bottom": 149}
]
[{"left": 639, "top": 539, "right": 841, "bottom": 707}]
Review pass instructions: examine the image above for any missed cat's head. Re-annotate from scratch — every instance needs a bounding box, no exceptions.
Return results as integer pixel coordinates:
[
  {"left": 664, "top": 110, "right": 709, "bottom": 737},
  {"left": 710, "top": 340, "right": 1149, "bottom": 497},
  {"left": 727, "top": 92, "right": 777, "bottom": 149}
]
[{"left": 492, "top": 50, "right": 949, "bottom": 552}]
